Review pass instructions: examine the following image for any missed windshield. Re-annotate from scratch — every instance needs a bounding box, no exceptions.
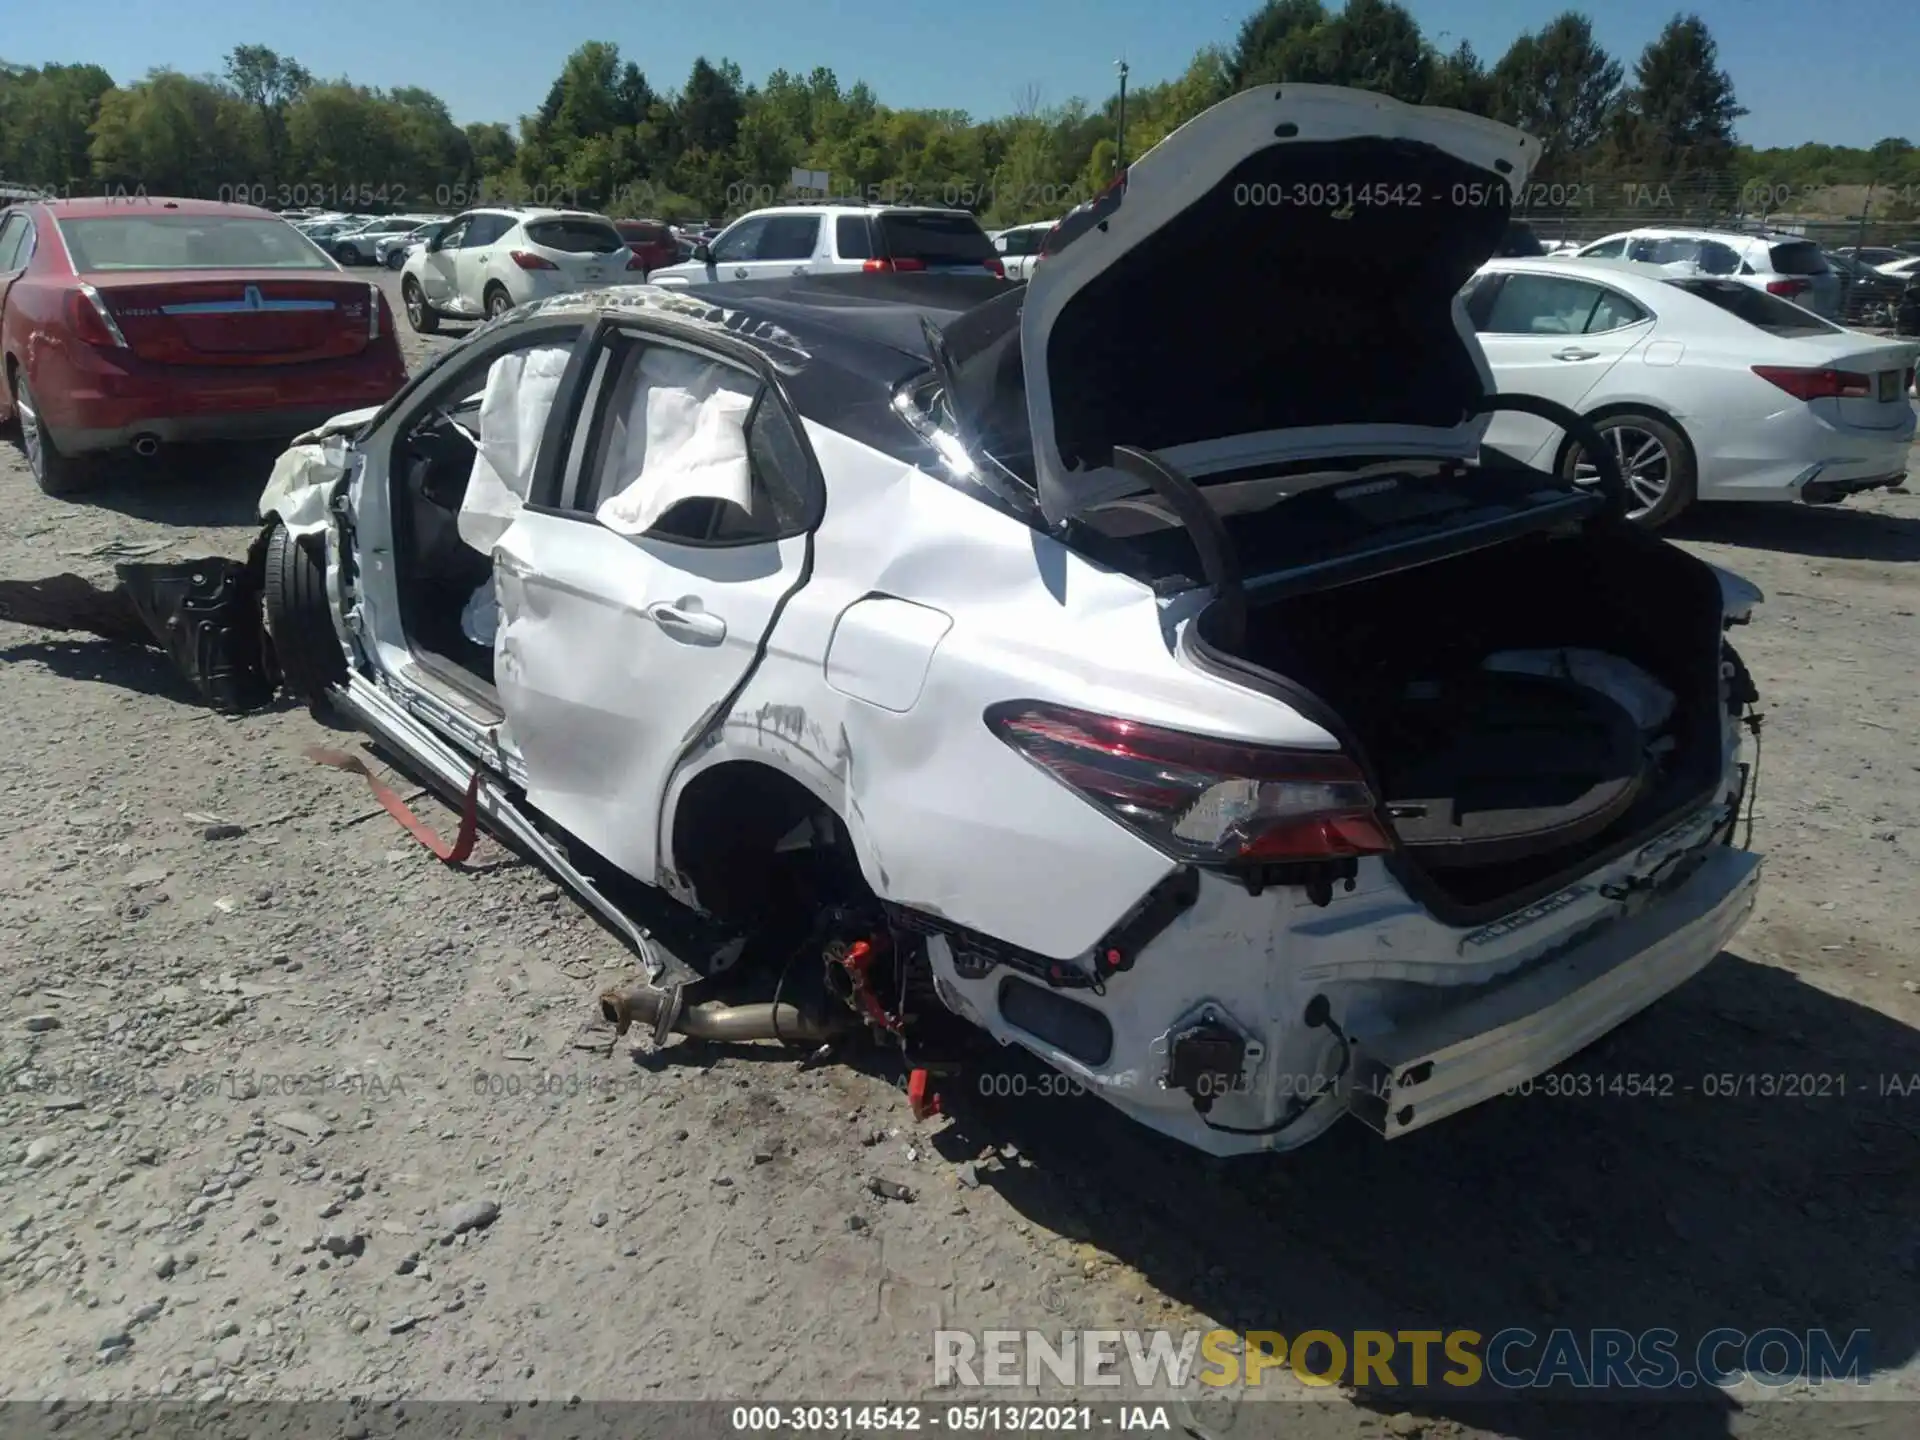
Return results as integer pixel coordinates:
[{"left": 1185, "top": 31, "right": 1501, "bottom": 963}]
[{"left": 58, "top": 215, "right": 337, "bottom": 271}]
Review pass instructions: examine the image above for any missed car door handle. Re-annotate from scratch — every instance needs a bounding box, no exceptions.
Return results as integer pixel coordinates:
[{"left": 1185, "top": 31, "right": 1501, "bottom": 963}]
[
  {"left": 647, "top": 601, "right": 726, "bottom": 645},
  {"left": 1552, "top": 347, "right": 1599, "bottom": 361},
  {"left": 733, "top": 268, "right": 749, "bottom": 279}
]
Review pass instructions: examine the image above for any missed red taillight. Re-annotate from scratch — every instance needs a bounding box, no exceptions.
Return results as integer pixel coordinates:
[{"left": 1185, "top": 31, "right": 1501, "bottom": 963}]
[
  {"left": 625, "top": 252, "right": 646, "bottom": 270},
  {"left": 510, "top": 250, "right": 558, "bottom": 271},
  {"left": 983, "top": 257, "right": 1005, "bottom": 278},
  {"left": 67, "top": 285, "right": 125, "bottom": 348},
  {"left": 1752, "top": 365, "right": 1872, "bottom": 400},
  {"left": 862, "top": 257, "right": 927, "bottom": 273},
  {"left": 1766, "top": 278, "right": 1810, "bottom": 298},
  {"left": 986, "top": 701, "right": 1392, "bottom": 864}
]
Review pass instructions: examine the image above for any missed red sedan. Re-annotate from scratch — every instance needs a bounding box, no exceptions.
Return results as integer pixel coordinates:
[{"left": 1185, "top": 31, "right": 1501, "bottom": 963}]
[
  {"left": 613, "top": 219, "right": 681, "bottom": 276},
  {"left": 0, "top": 197, "right": 409, "bottom": 496}
]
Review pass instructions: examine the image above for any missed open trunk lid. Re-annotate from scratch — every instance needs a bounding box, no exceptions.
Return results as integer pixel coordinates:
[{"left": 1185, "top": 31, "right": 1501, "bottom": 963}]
[
  {"left": 1005, "top": 85, "right": 1538, "bottom": 527},
  {"left": 85, "top": 272, "right": 378, "bottom": 366}
]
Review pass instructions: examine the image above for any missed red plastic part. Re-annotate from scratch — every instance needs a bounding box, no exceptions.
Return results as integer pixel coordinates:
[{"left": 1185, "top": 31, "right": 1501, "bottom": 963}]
[{"left": 907, "top": 1067, "right": 940, "bottom": 1119}]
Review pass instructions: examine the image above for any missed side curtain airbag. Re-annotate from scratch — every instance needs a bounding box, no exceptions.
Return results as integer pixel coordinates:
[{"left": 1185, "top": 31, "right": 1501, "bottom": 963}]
[
  {"left": 595, "top": 346, "right": 757, "bottom": 537},
  {"left": 456, "top": 345, "right": 574, "bottom": 554}
]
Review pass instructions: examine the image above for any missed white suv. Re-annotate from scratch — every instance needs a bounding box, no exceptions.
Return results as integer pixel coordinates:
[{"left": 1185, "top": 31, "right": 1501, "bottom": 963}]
[
  {"left": 1561, "top": 227, "right": 1840, "bottom": 318},
  {"left": 399, "top": 207, "right": 638, "bottom": 329},
  {"left": 646, "top": 203, "right": 1004, "bottom": 286},
  {"left": 254, "top": 87, "right": 1764, "bottom": 1158},
  {"left": 991, "top": 221, "right": 1055, "bottom": 280}
]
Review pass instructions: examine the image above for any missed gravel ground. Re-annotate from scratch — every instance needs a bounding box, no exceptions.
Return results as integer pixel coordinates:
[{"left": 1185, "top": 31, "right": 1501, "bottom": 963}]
[{"left": 1, "top": 271, "right": 1916, "bottom": 1439}]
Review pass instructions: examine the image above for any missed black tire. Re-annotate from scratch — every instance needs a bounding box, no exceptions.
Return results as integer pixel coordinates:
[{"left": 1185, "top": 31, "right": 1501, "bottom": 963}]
[
  {"left": 387, "top": 250, "right": 407, "bottom": 271},
  {"left": 401, "top": 277, "right": 439, "bottom": 334},
  {"left": 337, "top": 244, "right": 362, "bottom": 266},
  {"left": 1558, "top": 411, "right": 1696, "bottom": 529},
  {"left": 263, "top": 522, "right": 347, "bottom": 709},
  {"left": 484, "top": 285, "right": 513, "bottom": 320},
  {"left": 12, "top": 371, "right": 100, "bottom": 497}
]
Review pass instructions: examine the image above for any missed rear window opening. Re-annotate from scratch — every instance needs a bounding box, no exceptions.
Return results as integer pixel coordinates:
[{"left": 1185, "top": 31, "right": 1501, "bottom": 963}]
[
  {"left": 1768, "top": 241, "right": 1829, "bottom": 276},
  {"left": 57, "top": 216, "right": 334, "bottom": 271},
  {"left": 1666, "top": 278, "right": 1839, "bottom": 337},
  {"left": 525, "top": 219, "right": 626, "bottom": 254},
  {"left": 878, "top": 212, "right": 994, "bottom": 265},
  {"left": 616, "top": 222, "right": 669, "bottom": 244}
]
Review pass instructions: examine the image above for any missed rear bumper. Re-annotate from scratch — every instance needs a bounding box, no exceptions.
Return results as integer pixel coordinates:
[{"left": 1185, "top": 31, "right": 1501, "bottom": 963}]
[
  {"left": 1799, "top": 469, "right": 1907, "bottom": 504},
  {"left": 39, "top": 348, "right": 407, "bottom": 453},
  {"left": 63, "top": 407, "right": 359, "bottom": 452},
  {"left": 1346, "top": 845, "right": 1762, "bottom": 1138},
  {"left": 1693, "top": 408, "right": 1914, "bottom": 502}
]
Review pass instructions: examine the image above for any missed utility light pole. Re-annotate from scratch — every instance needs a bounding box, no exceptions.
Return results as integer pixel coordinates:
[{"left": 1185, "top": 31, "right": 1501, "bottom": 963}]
[{"left": 1115, "top": 60, "right": 1130, "bottom": 174}]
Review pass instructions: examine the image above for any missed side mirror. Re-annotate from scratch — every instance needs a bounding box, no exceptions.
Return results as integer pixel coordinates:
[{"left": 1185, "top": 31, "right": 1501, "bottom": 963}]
[{"left": 693, "top": 241, "right": 712, "bottom": 264}]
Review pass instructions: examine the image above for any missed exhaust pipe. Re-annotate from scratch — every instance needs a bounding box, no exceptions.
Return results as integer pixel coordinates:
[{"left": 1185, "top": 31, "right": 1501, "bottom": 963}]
[
  {"left": 600, "top": 981, "right": 851, "bottom": 1046},
  {"left": 130, "top": 435, "right": 161, "bottom": 458}
]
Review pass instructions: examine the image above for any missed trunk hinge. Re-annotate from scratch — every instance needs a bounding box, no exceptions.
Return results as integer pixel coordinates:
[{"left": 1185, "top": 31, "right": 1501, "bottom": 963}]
[{"left": 1110, "top": 445, "right": 1247, "bottom": 649}]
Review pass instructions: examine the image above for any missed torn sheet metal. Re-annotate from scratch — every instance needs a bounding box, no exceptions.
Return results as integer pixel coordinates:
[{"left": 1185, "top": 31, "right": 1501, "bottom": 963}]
[
  {"left": 595, "top": 346, "right": 757, "bottom": 537},
  {"left": 258, "top": 440, "right": 347, "bottom": 540}
]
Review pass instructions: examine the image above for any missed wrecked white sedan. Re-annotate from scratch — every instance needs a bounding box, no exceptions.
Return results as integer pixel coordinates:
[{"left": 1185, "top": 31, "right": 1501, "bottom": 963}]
[{"left": 253, "top": 85, "right": 1766, "bottom": 1156}]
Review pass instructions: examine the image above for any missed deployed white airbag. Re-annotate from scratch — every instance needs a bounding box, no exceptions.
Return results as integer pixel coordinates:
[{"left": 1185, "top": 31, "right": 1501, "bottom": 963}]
[
  {"left": 594, "top": 346, "right": 757, "bottom": 537},
  {"left": 457, "top": 345, "right": 574, "bottom": 553},
  {"left": 1482, "top": 648, "right": 1676, "bottom": 733}
]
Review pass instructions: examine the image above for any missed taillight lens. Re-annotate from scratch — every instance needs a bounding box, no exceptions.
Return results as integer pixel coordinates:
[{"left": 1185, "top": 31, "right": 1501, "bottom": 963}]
[
  {"left": 510, "top": 250, "right": 558, "bottom": 271},
  {"left": 1766, "top": 278, "right": 1810, "bottom": 297},
  {"left": 983, "top": 257, "right": 1005, "bottom": 278},
  {"left": 625, "top": 252, "right": 645, "bottom": 270},
  {"left": 987, "top": 701, "right": 1392, "bottom": 864},
  {"left": 365, "top": 282, "right": 382, "bottom": 338},
  {"left": 1752, "top": 365, "right": 1872, "bottom": 400},
  {"left": 862, "top": 257, "right": 927, "bottom": 273},
  {"left": 68, "top": 285, "right": 126, "bottom": 348}
]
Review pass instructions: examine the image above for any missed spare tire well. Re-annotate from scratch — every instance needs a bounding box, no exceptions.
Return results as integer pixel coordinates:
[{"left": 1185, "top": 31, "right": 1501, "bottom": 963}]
[{"left": 669, "top": 763, "right": 868, "bottom": 928}]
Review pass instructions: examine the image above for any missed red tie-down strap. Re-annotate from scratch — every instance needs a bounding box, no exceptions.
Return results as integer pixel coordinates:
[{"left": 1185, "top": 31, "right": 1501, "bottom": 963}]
[{"left": 307, "top": 746, "right": 482, "bottom": 863}]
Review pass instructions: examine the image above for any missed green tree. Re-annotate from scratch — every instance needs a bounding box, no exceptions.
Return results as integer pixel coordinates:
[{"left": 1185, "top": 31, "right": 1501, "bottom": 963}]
[
  {"left": 1490, "top": 13, "right": 1622, "bottom": 178},
  {"left": 1426, "top": 40, "right": 1494, "bottom": 116},
  {"left": 223, "top": 45, "right": 311, "bottom": 188},
  {"left": 1613, "top": 13, "right": 1745, "bottom": 177},
  {"left": 1229, "top": 0, "right": 1332, "bottom": 88},
  {"left": 1312, "top": 0, "right": 1432, "bottom": 100},
  {"left": 0, "top": 62, "right": 117, "bottom": 192},
  {"left": 89, "top": 70, "right": 258, "bottom": 197}
]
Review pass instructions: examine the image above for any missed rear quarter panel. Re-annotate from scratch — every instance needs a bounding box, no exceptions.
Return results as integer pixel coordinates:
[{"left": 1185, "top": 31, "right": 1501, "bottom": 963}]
[
  {"left": 1, "top": 212, "right": 76, "bottom": 418},
  {"left": 661, "top": 423, "right": 1345, "bottom": 960}
]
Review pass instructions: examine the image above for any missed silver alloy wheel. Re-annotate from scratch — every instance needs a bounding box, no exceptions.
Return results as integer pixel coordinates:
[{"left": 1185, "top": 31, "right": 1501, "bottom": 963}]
[
  {"left": 1574, "top": 423, "right": 1671, "bottom": 520},
  {"left": 16, "top": 378, "right": 46, "bottom": 480},
  {"left": 487, "top": 289, "right": 511, "bottom": 319},
  {"left": 404, "top": 283, "right": 424, "bottom": 327}
]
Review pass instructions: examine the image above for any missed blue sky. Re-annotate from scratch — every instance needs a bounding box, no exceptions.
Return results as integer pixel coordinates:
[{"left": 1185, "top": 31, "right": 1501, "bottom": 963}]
[{"left": 4, "top": 0, "right": 1907, "bottom": 151}]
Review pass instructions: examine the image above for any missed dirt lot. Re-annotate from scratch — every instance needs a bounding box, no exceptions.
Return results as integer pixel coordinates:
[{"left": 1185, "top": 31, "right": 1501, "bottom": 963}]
[{"left": 1, "top": 271, "right": 1917, "bottom": 1439}]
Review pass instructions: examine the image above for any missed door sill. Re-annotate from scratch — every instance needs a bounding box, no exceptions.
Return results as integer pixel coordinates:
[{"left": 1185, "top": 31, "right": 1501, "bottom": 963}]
[{"left": 399, "top": 651, "right": 503, "bottom": 722}]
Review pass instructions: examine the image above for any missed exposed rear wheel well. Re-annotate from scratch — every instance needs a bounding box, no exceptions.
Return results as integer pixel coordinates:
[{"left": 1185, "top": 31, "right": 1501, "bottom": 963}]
[{"left": 669, "top": 762, "right": 868, "bottom": 929}]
